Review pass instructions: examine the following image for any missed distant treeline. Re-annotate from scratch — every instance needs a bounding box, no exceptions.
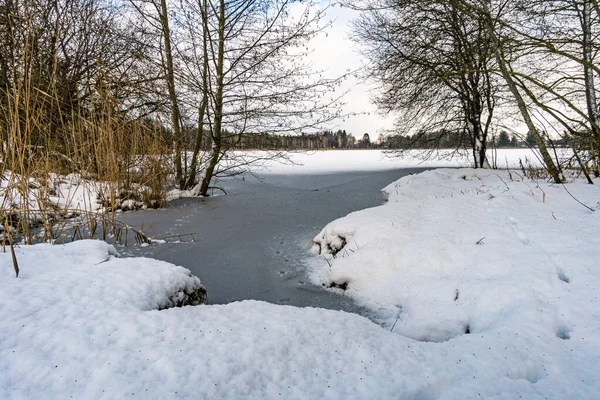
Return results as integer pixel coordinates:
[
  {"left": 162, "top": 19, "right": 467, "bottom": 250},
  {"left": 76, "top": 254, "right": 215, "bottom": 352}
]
[
  {"left": 182, "top": 129, "right": 373, "bottom": 150},
  {"left": 181, "top": 128, "right": 570, "bottom": 150},
  {"left": 379, "top": 130, "right": 570, "bottom": 150}
]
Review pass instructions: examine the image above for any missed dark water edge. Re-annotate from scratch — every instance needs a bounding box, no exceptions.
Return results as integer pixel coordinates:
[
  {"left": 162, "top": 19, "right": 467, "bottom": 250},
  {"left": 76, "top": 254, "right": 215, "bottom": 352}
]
[{"left": 117, "top": 168, "right": 430, "bottom": 316}]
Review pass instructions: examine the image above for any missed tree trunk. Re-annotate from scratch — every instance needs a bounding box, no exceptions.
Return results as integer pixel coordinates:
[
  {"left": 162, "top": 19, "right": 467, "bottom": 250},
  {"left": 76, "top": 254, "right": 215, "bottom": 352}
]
[
  {"left": 185, "top": 0, "right": 209, "bottom": 190},
  {"left": 481, "top": 3, "right": 562, "bottom": 182},
  {"left": 471, "top": 126, "right": 490, "bottom": 169},
  {"left": 468, "top": 107, "right": 490, "bottom": 169},
  {"left": 583, "top": 0, "right": 600, "bottom": 176},
  {"left": 583, "top": 0, "right": 600, "bottom": 133},
  {"left": 159, "top": 0, "right": 184, "bottom": 189},
  {"left": 198, "top": 0, "right": 225, "bottom": 196}
]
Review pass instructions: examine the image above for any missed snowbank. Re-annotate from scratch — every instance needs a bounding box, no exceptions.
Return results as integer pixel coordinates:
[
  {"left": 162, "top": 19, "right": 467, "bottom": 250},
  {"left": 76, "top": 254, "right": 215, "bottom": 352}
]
[
  {"left": 0, "top": 240, "right": 439, "bottom": 399},
  {"left": 312, "top": 168, "right": 600, "bottom": 397},
  {"left": 2, "top": 168, "right": 599, "bottom": 399}
]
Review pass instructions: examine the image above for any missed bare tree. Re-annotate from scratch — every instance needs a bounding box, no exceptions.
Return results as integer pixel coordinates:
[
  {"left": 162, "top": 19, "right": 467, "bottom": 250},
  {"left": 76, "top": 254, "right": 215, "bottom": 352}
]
[
  {"left": 480, "top": 1, "right": 564, "bottom": 181},
  {"left": 134, "top": 0, "right": 346, "bottom": 195},
  {"left": 461, "top": 0, "right": 598, "bottom": 182},
  {"left": 348, "top": 0, "right": 498, "bottom": 168},
  {"left": 494, "top": 0, "right": 600, "bottom": 177},
  {"left": 129, "top": 0, "right": 187, "bottom": 188},
  {"left": 0, "top": 0, "right": 156, "bottom": 160}
]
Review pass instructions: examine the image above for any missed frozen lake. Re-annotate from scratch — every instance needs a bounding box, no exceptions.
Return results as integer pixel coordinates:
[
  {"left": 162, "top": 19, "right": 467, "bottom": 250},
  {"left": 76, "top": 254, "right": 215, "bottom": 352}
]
[{"left": 120, "top": 167, "right": 431, "bottom": 314}]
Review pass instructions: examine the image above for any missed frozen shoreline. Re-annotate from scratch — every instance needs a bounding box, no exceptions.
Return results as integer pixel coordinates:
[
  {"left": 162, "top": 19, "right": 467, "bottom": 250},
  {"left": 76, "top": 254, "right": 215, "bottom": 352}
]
[
  {"left": 2, "top": 160, "right": 599, "bottom": 399},
  {"left": 120, "top": 167, "right": 430, "bottom": 310}
]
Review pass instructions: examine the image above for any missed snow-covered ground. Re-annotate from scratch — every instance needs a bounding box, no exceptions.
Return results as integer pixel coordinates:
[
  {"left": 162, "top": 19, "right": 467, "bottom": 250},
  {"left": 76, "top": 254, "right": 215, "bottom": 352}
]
[
  {"left": 0, "top": 173, "right": 103, "bottom": 220},
  {"left": 254, "top": 148, "right": 562, "bottom": 174},
  {"left": 2, "top": 162, "right": 599, "bottom": 399},
  {"left": 312, "top": 168, "right": 600, "bottom": 398}
]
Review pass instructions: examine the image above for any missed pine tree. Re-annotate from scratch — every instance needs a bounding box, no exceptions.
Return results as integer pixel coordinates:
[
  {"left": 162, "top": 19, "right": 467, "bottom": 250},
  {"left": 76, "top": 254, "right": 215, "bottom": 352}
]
[{"left": 497, "top": 131, "right": 511, "bottom": 147}]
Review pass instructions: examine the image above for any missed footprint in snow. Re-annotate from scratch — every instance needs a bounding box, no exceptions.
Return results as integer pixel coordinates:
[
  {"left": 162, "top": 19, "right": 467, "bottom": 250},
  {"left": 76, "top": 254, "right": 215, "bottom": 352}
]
[
  {"left": 508, "top": 217, "right": 531, "bottom": 245},
  {"left": 556, "top": 325, "right": 571, "bottom": 340},
  {"left": 556, "top": 266, "right": 570, "bottom": 283}
]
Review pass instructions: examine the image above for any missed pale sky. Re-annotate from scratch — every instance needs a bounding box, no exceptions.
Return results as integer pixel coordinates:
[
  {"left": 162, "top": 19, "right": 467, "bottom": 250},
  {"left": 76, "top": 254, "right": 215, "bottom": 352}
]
[
  {"left": 306, "top": 3, "right": 531, "bottom": 139},
  {"left": 308, "top": 3, "right": 395, "bottom": 138}
]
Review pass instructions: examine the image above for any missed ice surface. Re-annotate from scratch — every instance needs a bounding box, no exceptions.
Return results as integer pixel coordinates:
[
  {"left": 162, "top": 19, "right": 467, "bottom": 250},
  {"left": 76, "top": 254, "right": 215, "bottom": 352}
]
[
  {"left": 120, "top": 168, "right": 430, "bottom": 313},
  {"left": 249, "top": 148, "right": 563, "bottom": 174}
]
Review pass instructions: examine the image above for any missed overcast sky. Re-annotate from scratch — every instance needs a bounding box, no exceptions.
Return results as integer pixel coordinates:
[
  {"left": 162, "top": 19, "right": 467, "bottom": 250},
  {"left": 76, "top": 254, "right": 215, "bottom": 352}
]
[
  {"left": 308, "top": 3, "right": 395, "bottom": 138},
  {"left": 306, "top": 4, "right": 532, "bottom": 139}
]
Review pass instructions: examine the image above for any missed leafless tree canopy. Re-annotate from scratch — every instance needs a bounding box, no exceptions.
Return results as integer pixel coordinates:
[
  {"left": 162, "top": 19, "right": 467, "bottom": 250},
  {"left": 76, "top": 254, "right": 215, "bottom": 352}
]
[
  {"left": 1, "top": 0, "right": 346, "bottom": 196},
  {"left": 348, "top": 0, "right": 600, "bottom": 180},
  {"left": 2, "top": 0, "right": 599, "bottom": 194},
  {"left": 350, "top": 0, "right": 497, "bottom": 168},
  {"left": 128, "top": 0, "right": 347, "bottom": 194}
]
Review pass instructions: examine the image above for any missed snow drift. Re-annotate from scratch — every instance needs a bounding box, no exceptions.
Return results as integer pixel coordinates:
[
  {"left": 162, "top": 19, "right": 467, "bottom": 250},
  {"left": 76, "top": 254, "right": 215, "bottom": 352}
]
[
  {"left": 2, "top": 168, "right": 599, "bottom": 399},
  {"left": 311, "top": 168, "right": 599, "bottom": 396}
]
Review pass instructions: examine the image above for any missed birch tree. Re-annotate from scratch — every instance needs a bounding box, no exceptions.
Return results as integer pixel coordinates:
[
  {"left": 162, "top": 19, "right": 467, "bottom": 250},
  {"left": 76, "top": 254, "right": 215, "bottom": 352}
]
[
  {"left": 475, "top": 0, "right": 564, "bottom": 182},
  {"left": 517, "top": 0, "right": 600, "bottom": 176},
  {"left": 474, "top": 0, "right": 599, "bottom": 179}
]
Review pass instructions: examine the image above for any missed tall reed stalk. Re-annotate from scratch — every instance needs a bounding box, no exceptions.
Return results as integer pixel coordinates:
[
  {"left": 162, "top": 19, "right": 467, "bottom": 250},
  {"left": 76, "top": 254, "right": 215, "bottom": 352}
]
[{"left": 1, "top": 10, "right": 169, "bottom": 246}]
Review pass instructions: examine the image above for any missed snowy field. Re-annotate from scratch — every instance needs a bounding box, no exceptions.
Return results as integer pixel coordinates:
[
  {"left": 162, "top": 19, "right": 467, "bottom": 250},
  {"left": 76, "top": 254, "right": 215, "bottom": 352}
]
[
  {"left": 2, "top": 152, "right": 599, "bottom": 399},
  {"left": 254, "top": 148, "right": 563, "bottom": 174},
  {"left": 311, "top": 168, "right": 599, "bottom": 398}
]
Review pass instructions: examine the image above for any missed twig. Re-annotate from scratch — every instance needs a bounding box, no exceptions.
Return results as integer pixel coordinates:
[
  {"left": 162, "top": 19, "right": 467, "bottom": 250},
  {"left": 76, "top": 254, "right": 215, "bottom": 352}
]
[
  {"left": 504, "top": 156, "right": 513, "bottom": 181},
  {"left": 491, "top": 173, "right": 510, "bottom": 190},
  {"left": 561, "top": 185, "right": 595, "bottom": 212},
  {"left": 159, "top": 232, "right": 197, "bottom": 241},
  {"left": 572, "top": 147, "right": 594, "bottom": 185},
  {"left": 207, "top": 186, "right": 227, "bottom": 195},
  {"left": 512, "top": 170, "right": 524, "bottom": 181}
]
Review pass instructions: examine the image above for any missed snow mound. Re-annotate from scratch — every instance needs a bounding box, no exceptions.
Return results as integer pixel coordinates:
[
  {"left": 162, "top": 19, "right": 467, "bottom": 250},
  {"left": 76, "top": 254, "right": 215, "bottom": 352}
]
[
  {"left": 1, "top": 240, "right": 206, "bottom": 312},
  {"left": 311, "top": 168, "right": 600, "bottom": 396}
]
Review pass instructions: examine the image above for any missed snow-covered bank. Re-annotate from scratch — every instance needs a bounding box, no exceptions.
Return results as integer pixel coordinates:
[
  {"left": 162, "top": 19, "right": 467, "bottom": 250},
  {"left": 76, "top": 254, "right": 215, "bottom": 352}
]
[
  {"left": 0, "top": 240, "right": 473, "bottom": 399},
  {"left": 312, "top": 168, "right": 600, "bottom": 397},
  {"left": 0, "top": 172, "right": 161, "bottom": 228},
  {"left": 0, "top": 149, "right": 562, "bottom": 217},
  {"left": 2, "top": 168, "right": 599, "bottom": 399},
  {"left": 0, "top": 173, "right": 103, "bottom": 221}
]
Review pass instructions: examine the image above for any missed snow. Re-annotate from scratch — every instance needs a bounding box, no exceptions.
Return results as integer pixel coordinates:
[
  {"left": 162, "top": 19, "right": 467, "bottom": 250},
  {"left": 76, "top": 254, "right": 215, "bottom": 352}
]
[
  {"left": 312, "top": 168, "right": 600, "bottom": 397},
  {"left": 1, "top": 240, "right": 431, "bottom": 399},
  {"left": 2, "top": 167, "right": 599, "bottom": 399},
  {"left": 0, "top": 149, "right": 561, "bottom": 214},
  {"left": 253, "top": 148, "right": 564, "bottom": 174},
  {"left": 0, "top": 171, "right": 166, "bottom": 225},
  {"left": 0, "top": 172, "right": 105, "bottom": 226}
]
